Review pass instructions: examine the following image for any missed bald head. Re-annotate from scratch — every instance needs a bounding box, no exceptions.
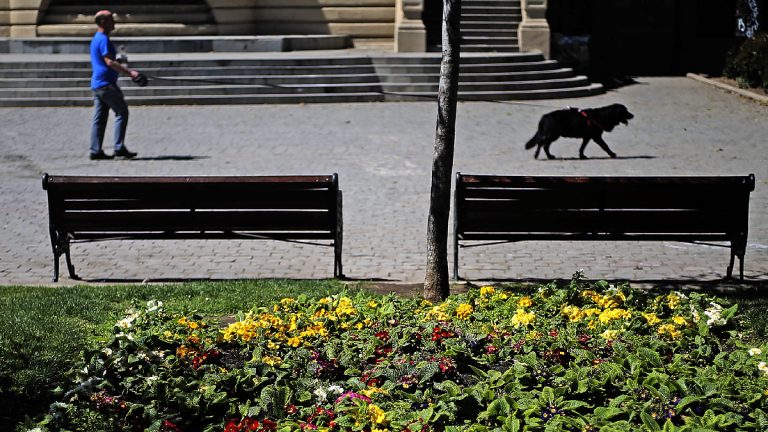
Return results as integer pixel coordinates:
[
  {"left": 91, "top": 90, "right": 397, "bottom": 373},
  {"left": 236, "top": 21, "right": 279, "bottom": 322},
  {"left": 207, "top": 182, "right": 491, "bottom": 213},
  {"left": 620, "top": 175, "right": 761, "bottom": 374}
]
[{"left": 94, "top": 10, "right": 113, "bottom": 25}]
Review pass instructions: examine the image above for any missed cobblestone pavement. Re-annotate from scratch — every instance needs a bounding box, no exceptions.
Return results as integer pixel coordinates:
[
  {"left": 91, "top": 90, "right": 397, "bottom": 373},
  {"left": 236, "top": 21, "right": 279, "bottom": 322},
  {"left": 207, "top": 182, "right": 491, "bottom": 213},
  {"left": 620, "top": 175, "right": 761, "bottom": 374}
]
[{"left": 1, "top": 77, "right": 766, "bottom": 286}]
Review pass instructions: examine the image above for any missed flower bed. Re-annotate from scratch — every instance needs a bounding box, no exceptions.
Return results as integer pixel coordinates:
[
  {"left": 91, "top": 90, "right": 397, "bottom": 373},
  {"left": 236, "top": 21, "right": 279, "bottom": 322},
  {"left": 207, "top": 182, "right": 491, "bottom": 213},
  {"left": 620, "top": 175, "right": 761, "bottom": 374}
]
[{"left": 32, "top": 274, "right": 768, "bottom": 431}]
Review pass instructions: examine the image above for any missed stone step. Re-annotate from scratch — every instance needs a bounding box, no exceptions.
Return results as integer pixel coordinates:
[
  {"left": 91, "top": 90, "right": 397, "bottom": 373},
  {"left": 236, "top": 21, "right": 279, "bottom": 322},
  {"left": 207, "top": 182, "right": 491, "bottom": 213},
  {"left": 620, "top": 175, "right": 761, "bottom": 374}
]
[
  {"left": 0, "top": 84, "right": 603, "bottom": 107},
  {"left": 463, "top": 36, "right": 519, "bottom": 44},
  {"left": 0, "top": 60, "right": 559, "bottom": 78},
  {"left": 0, "top": 77, "right": 590, "bottom": 98},
  {"left": 0, "top": 52, "right": 545, "bottom": 69},
  {"left": 462, "top": 0, "right": 521, "bottom": 5},
  {"left": 462, "top": 6, "right": 521, "bottom": 14},
  {"left": 37, "top": 23, "right": 219, "bottom": 37},
  {"left": 0, "top": 36, "right": 352, "bottom": 54},
  {"left": 0, "top": 68, "right": 575, "bottom": 88},
  {"left": 461, "top": 29, "right": 518, "bottom": 37},
  {"left": 0, "top": 51, "right": 603, "bottom": 106},
  {"left": 461, "top": 14, "right": 521, "bottom": 22},
  {"left": 462, "top": 45, "right": 520, "bottom": 53},
  {"left": 461, "top": 21, "right": 520, "bottom": 30}
]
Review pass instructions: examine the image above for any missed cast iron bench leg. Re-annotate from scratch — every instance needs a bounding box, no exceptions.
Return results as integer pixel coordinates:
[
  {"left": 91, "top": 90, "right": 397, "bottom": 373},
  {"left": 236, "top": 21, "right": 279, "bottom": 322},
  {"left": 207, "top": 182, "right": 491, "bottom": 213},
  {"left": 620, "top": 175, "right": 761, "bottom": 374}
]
[{"left": 64, "top": 242, "right": 79, "bottom": 280}]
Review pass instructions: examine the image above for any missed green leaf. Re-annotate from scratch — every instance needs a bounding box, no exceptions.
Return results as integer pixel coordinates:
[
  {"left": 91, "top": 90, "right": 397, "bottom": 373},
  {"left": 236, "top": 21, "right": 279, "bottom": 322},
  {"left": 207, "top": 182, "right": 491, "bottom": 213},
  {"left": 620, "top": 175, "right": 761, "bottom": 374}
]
[
  {"left": 487, "top": 398, "right": 511, "bottom": 417},
  {"left": 641, "top": 411, "right": 661, "bottom": 432}
]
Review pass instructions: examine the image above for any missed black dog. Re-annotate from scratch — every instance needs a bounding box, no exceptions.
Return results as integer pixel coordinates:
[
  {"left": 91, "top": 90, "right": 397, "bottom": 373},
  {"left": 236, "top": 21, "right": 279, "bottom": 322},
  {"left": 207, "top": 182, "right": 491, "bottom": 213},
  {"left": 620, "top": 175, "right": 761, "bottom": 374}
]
[{"left": 525, "top": 103, "right": 634, "bottom": 159}]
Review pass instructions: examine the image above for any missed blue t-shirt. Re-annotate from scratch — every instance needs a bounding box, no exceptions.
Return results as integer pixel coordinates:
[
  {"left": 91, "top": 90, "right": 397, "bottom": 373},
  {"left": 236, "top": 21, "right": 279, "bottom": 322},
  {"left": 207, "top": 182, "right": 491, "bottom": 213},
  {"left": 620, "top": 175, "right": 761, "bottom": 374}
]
[{"left": 90, "top": 32, "right": 119, "bottom": 89}]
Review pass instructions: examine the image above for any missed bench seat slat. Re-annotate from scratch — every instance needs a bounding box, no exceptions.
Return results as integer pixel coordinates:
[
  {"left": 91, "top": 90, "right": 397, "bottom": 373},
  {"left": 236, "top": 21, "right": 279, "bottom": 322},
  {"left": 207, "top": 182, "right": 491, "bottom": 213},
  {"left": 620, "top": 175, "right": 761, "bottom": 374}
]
[
  {"left": 60, "top": 194, "right": 334, "bottom": 211},
  {"left": 71, "top": 232, "right": 335, "bottom": 241},
  {"left": 459, "top": 233, "right": 732, "bottom": 242},
  {"left": 462, "top": 210, "right": 740, "bottom": 234},
  {"left": 461, "top": 192, "right": 745, "bottom": 211},
  {"left": 60, "top": 210, "right": 333, "bottom": 233}
]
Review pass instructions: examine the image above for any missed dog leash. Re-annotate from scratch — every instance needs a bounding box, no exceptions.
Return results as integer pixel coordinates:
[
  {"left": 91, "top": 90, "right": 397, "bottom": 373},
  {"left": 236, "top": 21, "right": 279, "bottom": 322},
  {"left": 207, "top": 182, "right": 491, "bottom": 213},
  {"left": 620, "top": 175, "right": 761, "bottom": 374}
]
[{"left": 136, "top": 73, "right": 563, "bottom": 109}]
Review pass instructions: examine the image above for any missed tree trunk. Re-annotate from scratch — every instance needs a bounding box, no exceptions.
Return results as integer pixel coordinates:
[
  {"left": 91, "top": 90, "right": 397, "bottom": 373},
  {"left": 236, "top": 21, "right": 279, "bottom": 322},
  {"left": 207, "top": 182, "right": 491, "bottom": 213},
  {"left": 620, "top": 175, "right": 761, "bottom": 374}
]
[{"left": 423, "top": 0, "right": 461, "bottom": 302}]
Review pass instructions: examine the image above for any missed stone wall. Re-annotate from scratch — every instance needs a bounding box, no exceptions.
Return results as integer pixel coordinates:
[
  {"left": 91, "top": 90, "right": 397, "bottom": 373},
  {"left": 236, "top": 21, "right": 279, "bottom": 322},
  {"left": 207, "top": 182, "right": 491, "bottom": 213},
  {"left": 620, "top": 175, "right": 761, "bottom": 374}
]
[
  {"left": 0, "top": 0, "right": 48, "bottom": 37},
  {"left": 208, "top": 0, "right": 394, "bottom": 39}
]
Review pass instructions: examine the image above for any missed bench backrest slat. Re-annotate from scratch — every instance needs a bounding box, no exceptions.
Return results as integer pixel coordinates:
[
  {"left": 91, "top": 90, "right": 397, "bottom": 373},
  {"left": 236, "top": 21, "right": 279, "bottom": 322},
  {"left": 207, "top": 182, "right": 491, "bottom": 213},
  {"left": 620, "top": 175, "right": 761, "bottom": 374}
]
[{"left": 60, "top": 210, "right": 334, "bottom": 233}]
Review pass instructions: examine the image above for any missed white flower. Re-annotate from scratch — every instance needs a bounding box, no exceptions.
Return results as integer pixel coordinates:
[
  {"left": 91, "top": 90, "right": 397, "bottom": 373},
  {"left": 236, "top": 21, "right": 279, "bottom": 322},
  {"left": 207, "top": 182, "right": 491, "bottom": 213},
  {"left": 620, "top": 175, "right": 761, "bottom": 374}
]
[
  {"left": 328, "top": 385, "right": 345, "bottom": 394},
  {"left": 749, "top": 348, "right": 763, "bottom": 356},
  {"left": 313, "top": 388, "right": 328, "bottom": 402},
  {"left": 758, "top": 362, "right": 768, "bottom": 376},
  {"left": 704, "top": 303, "right": 724, "bottom": 326},
  {"left": 116, "top": 316, "right": 135, "bottom": 329},
  {"left": 146, "top": 300, "right": 163, "bottom": 313},
  {"left": 116, "top": 332, "right": 135, "bottom": 341},
  {"left": 690, "top": 305, "right": 701, "bottom": 322},
  {"left": 102, "top": 348, "right": 113, "bottom": 357}
]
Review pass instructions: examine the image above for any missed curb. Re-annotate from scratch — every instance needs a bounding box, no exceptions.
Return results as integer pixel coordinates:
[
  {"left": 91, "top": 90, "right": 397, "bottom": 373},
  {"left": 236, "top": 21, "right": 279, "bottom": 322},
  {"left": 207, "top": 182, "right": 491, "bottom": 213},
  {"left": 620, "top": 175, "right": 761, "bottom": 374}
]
[{"left": 687, "top": 73, "right": 768, "bottom": 105}]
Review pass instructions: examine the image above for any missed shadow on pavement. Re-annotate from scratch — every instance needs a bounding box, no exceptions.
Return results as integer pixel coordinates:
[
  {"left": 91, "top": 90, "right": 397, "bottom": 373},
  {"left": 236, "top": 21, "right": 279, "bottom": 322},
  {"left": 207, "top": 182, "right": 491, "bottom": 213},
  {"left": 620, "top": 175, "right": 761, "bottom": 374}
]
[
  {"left": 458, "top": 277, "right": 768, "bottom": 294},
  {"left": 547, "top": 155, "right": 656, "bottom": 161},
  {"left": 127, "top": 155, "right": 210, "bottom": 161}
]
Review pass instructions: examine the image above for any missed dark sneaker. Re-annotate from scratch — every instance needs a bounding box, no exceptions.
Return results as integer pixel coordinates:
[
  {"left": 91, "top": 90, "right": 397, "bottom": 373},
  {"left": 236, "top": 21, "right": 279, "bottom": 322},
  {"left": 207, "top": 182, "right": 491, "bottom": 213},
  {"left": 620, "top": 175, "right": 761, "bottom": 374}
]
[
  {"left": 114, "top": 148, "right": 137, "bottom": 159},
  {"left": 89, "top": 151, "right": 113, "bottom": 160}
]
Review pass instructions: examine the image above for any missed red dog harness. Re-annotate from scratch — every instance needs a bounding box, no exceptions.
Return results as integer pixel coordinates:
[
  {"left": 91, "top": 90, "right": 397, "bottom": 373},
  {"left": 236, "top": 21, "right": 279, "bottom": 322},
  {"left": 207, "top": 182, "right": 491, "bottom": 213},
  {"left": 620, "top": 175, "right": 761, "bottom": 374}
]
[{"left": 580, "top": 110, "right": 604, "bottom": 131}]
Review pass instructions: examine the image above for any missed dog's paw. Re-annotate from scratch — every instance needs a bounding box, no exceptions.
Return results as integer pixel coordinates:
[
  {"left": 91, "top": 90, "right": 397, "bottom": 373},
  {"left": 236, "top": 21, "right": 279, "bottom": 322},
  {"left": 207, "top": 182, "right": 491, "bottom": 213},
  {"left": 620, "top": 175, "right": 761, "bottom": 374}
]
[
  {"left": 609, "top": 152, "right": 617, "bottom": 158},
  {"left": 579, "top": 154, "right": 588, "bottom": 160}
]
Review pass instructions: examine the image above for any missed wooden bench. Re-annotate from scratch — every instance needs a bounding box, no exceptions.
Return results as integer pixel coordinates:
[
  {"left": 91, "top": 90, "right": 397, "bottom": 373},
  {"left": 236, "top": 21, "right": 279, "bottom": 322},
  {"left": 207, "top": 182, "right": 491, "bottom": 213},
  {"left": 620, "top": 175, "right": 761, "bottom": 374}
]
[
  {"left": 42, "top": 174, "right": 343, "bottom": 282},
  {"left": 453, "top": 173, "right": 755, "bottom": 280}
]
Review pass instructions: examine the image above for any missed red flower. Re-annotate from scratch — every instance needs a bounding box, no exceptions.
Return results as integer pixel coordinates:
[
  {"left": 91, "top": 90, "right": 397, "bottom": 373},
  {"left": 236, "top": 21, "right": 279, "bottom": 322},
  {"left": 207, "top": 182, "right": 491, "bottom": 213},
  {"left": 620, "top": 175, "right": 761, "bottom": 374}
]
[
  {"left": 486, "top": 345, "right": 498, "bottom": 354},
  {"left": 161, "top": 420, "right": 182, "bottom": 432}
]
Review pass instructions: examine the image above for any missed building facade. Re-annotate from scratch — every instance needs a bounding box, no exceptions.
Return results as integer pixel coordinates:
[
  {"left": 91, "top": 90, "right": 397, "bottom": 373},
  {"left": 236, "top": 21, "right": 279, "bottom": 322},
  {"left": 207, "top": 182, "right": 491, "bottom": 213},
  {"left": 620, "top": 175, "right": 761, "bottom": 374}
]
[
  {"left": 0, "top": 0, "right": 549, "bottom": 54},
  {"left": 2, "top": 0, "right": 761, "bottom": 75}
]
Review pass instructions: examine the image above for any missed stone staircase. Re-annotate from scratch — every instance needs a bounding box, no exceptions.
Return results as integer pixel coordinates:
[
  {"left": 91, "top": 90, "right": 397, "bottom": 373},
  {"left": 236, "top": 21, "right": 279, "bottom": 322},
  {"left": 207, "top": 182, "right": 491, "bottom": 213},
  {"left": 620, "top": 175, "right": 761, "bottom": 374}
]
[
  {"left": 36, "top": 0, "right": 217, "bottom": 37},
  {"left": 0, "top": 52, "right": 602, "bottom": 106},
  {"left": 461, "top": 0, "right": 521, "bottom": 52}
]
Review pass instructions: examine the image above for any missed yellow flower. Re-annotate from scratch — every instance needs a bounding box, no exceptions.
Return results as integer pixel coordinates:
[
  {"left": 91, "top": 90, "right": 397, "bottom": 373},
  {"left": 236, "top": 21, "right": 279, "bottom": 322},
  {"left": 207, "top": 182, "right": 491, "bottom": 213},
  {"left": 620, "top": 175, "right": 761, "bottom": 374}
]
[
  {"left": 263, "top": 355, "right": 282, "bottom": 366},
  {"left": 498, "top": 293, "right": 509, "bottom": 300},
  {"left": 562, "top": 305, "right": 584, "bottom": 322},
  {"left": 601, "top": 329, "right": 619, "bottom": 340},
  {"left": 667, "top": 293, "right": 681, "bottom": 310},
  {"left": 517, "top": 296, "right": 533, "bottom": 308},
  {"left": 368, "top": 404, "right": 387, "bottom": 425},
  {"left": 367, "top": 300, "right": 379, "bottom": 309},
  {"left": 455, "top": 303, "right": 473, "bottom": 320},
  {"left": 266, "top": 340, "right": 279, "bottom": 350},
  {"left": 658, "top": 323, "right": 682, "bottom": 339},
  {"left": 287, "top": 336, "right": 302, "bottom": 347},
  {"left": 510, "top": 309, "right": 536, "bottom": 327},
  {"left": 672, "top": 316, "right": 687, "bottom": 326},
  {"left": 598, "top": 308, "right": 631, "bottom": 324},
  {"left": 643, "top": 312, "right": 661, "bottom": 326},
  {"left": 479, "top": 286, "right": 495, "bottom": 296}
]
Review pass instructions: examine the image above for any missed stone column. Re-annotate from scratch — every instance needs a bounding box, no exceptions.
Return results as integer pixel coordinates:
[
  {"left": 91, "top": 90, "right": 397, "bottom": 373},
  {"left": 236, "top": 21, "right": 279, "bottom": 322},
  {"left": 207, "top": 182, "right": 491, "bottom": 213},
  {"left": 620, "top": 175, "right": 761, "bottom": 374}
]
[
  {"left": 517, "top": 0, "right": 549, "bottom": 58},
  {"left": 395, "top": 0, "right": 425, "bottom": 52}
]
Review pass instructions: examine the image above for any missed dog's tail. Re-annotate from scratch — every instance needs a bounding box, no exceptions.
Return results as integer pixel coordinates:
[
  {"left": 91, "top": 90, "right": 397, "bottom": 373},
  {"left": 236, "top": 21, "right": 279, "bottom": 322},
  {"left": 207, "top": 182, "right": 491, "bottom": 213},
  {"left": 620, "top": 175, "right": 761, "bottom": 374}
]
[{"left": 524, "top": 133, "right": 539, "bottom": 150}]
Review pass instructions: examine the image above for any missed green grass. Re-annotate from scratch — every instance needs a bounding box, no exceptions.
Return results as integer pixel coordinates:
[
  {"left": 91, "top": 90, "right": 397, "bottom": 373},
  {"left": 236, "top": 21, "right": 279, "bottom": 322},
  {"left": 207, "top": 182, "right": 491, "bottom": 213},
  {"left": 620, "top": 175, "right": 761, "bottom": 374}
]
[{"left": 0, "top": 280, "right": 347, "bottom": 429}]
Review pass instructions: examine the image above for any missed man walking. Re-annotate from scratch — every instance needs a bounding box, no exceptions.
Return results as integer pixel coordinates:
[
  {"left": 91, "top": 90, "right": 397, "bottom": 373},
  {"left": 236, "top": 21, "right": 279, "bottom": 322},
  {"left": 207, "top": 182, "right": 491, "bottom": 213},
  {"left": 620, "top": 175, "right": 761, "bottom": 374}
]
[{"left": 89, "top": 10, "right": 140, "bottom": 160}]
